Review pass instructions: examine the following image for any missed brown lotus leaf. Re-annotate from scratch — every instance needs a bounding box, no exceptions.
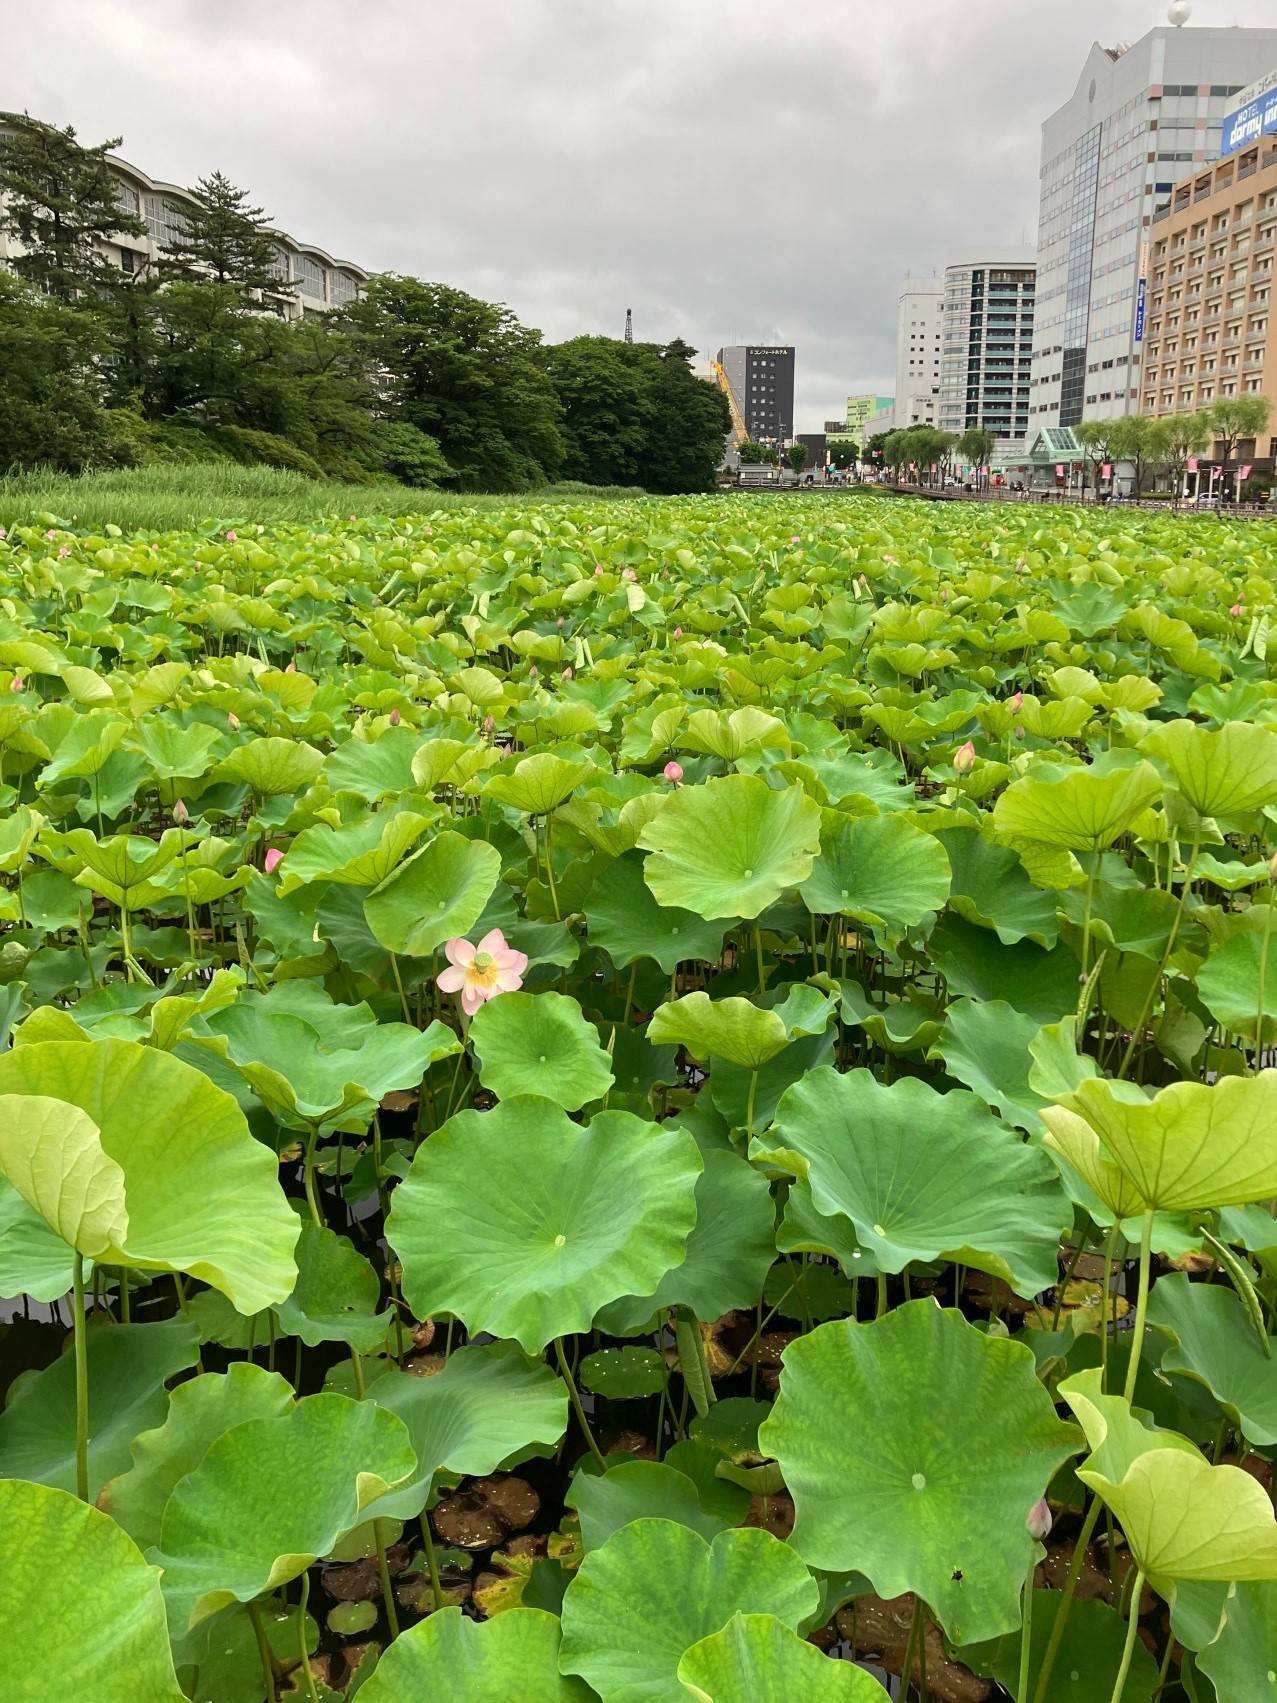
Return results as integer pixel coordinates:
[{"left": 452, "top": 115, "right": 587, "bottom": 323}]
[
  {"left": 605, "top": 1428, "right": 657, "bottom": 1461},
  {"left": 406, "top": 1351, "right": 446, "bottom": 1378},
  {"left": 322, "top": 1542, "right": 411, "bottom": 1601},
  {"left": 395, "top": 1570, "right": 471, "bottom": 1615},
  {"left": 834, "top": 1593, "right": 991, "bottom": 1703},
  {"left": 744, "top": 1492, "right": 794, "bottom": 1541},
  {"left": 380, "top": 1089, "right": 417, "bottom": 1114},
  {"left": 963, "top": 1273, "right": 1035, "bottom": 1318},
  {"left": 472, "top": 1534, "right": 546, "bottom": 1618},
  {"left": 410, "top": 1317, "right": 437, "bottom": 1351},
  {"left": 431, "top": 1475, "right": 539, "bottom": 1550}
]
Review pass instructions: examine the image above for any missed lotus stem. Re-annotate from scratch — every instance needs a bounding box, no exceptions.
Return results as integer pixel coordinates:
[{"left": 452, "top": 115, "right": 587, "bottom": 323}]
[
  {"left": 1123, "top": 1210, "right": 1155, "bottom": 1403},
  {"left": 1109, "top": 1569, "right": 1144, "bottom": 1703},
  {"left": 302, "top": 1123, "right": 323, "bottom": 1227},
  {"left": 1079, "top": 857, "right": 1098, "bottom": 984},
  {"left": 1032, "top": 1496, "right": 1103, "bottom": 1703},
  {"left": 542, "top": 814, "right": 561, "bottom": 920},
  {"left": 1099, "top": 1221, "right": 1119, "bottom": 1393},
  {"left": 1017, "top": 1550, "right": 1034, "bottom": 1702},
  {"left": 72, "top": 1252, "right": 89, "bottom": 1502},
  {"left": 1118, "top": 829, "right": 1200, "bottom": 1078},
  {"left": 1254, "top": 889, "right": 1276, "bottom": 1073},
  {"left": 389, "top": 952, "right": 413, "bottom": 1026},
  {"left": 745, "top": 1070, "right": 758, "bottom": 1144},
  {"left": 754, "top": 921, "right": 765, "bottom": 996},
  {"left": 419, "top": 1511, "right": 445, "bottom": 1612},
  {"left": 296, "top": 1570, "right": 318, "bottom": 1703},
  {"left": 876, "top": 1272, "right": 888, "bottom": 1318},
  {"left": 245, "top": 1599, "right": 279, "bottom": 1703},
  {"left": 373, "top": 1518, "right": 400, "bottom": 1639},
  {"left": 554, "top": 1336, "right": 607, "bottom": 1471}
]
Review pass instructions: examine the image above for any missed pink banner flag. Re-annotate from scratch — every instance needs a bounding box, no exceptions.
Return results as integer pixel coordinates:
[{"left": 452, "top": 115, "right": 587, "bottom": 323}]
[
  {"left": 1186, "top": 457, "right": 1198, "bottom": 472},
  {"left": 1240, "top": 464, "right": 1253, "bottom": 480},
  {"left": 1055, "top": 463, "right": 1065, "bottom": 477},
  {"left": 1101, "top": 463, "right": 1112, "bottom": 478}
]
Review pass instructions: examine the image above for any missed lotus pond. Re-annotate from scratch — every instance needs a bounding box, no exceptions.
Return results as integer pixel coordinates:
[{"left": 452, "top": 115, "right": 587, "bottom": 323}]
[{"left": 4, "top": 495, "right": 1277, "bottom": 1700}]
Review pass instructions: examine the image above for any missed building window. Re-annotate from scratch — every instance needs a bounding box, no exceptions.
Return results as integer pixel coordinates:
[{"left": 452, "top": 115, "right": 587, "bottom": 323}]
[
  {"left": 297, "top": 255, "right": 327, "bottom": 299},
  {"left": 144, "top": 194, "right": 188, "bottom": 247}
]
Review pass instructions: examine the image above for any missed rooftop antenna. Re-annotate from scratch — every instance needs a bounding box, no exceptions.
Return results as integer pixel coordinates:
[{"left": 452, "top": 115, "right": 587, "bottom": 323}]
[
  {"left": 624, "top": 308, "right": 633, "bottom": 343},
  {"left": 1168, "top": 1, "right": 1191, "bottom": 23}
]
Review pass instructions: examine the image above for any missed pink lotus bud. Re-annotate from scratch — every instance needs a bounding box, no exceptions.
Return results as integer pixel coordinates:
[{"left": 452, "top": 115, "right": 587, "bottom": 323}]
[
  {"left": 58, "top": 546, "right": 69, "bottom": 558},
  {"left": 389, "top": 707, "right": 401, "bottom": 726},
  {"left": 9, "top": 675, "right": 23, "bottom": 693},
  {"left": 939, "top": 586, "right": 951, "bottom": 601},
  {"left": 0, "top": 529, "right": 7, "bottom": 540},
  {"left": 790, "top": 534, "right": 801, "bottom": 544},
  {"left": 227, "top": 711, "right": 240, "bottom": 731},
  {"left": 622, "top": 568, "right": 637, "bottom": 582},
  {"left": 1026, "top": 1498, "right": 1053, "bottom": 1541},
  {"left": 561, "top": 667, "right": 573, "bottom": 680},
  {"left": 264, "top": 848, "right": 284, "bottom": 875},
  {"left": 1230, "top": 602, "right": 1243, "bottom": 617},
  {"left": 663, "top": 761, "right": 684, "bottom": 784},
  {"left": 225, "top": 529, "right": 237, "bottom": 542},
  {"left": 499, "top": 742, "right": 512, "bottom": 757},
  {"left": 484, "top": 714, "right": 496, "bottom": 732},
  {"left": 1009, "top": 691, "right": 1024, "bottom": 712},
  {"left": 529, "top": 665, "right": 538, "bottom": 678},
  {"left": 556, "top": 616, "right": 565, "bottom": 628},
  {"left": 284, "top": 661, "right": 296, "bottom": 674},
  {"left": 954, "top": 740, "right": 977, "bottom": 775},
  {"left": 172, "top": 798, "right": 190, "bottom": 827},
  {"left": 45, "top": 529, "right": 57, "bottom": 540},
  {"left": 673, "top": 626, "right": 683, "bottom": 640},
  {"left": 595, "top": 564, "right": 604, "bottom": 576}
]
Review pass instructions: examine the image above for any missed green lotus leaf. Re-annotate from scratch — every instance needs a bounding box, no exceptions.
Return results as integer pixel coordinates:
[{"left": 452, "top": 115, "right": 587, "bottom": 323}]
[
  {"left": 363, "top": 830, "right": 502, "bottom": 957},
  {"left": 1043, "top": 1071, "right": 1277, "bottom": 1213},
  {"left": 649, "top": 984, "right": 834, "bottom": 1071},
  {"left": 128, "top": 718, "right": 222, "bottom": 783},
  {"left": 358, "top": 1607, "right": 590, "bottom": 1702},
  {"left": 560, "top": 1519, "right": 818, "bottom": 1701},
  {"left": 1060, "top": 1368, "right": 1277, "bottom": 1590},
  {"left": 324, "top": 726, "right": 423, "bottom": 800},
  {"left": 274, "top": 808, "right": 432, "bottom": 895},
  {"left": 1196, "top": 1580, "right": 1277, "bottom": 1702},
  {"left": 0, "top": 1039, "right": 298, "bottom": 1313},
  {"left": 0, "top": 1176, "right": 85, "bottom": 1300},
  {"left": 0, "top": 1092, "right": 126, "bottom": 1255},
  {"left": 759, "top": 1301, "right": 1080, "bottom": 1642},
  {"left": 959, "top": 1591, "right": 1159, "bottom": 1703},
  {"left": 1196, "top": 928, "right": 1277, "bottom": 1043},
  {"left": 588, "top": 850, "right": 731, "bottom": 973},
  {"left": 568, "top": 1460, "right": 730, "bottom": 1551},
  {"left": 677, "top": 1612, "right": 889, "bottom": 1701},
  {"left": 103, "top": 1363, "right": 295, "bottom": 1550},
  {"left": 798, "top": 812, "right": 950, "bottom": 943},
  {"left": 594, "top": 1147, "right": 778, "bottom": 1334},
  {"left": 1141, "top": 719, "right": 1277, "bottom": 818},
  {"left": 929, "top": 998, "right": 1049, "bottom": 1134},
  {"left": 0, "top": 1479, "right": 184, "bottom": 1702},
  {"left": 359, "top": 1340, "right": 568, "bottom": 1521},
  {"left": 937, "top": 825, "right": 1059, "bottom": 946},
  {"left": 484, "top": 751, "right": 596, "bottom": 815},
  {"left": 154, "top": 1391, "right": 416, "bottom": 1629},
  {"left": 272, "top": 1223, "right": 395, "bottom": 1353},
  {"left": 470, "top": 990, "right": 614, "bottom": 1109},
  {"left": 580, "top": 1346, "right": 667, "bottom": 1397},
  {"left": 1060, "top": 879, "right": 1180, "bottom": 961},
  {"left": 217, "top": 735, "right": 325, "bottom": 796},
  {"left": 1147, "top": 1273, "right": 1277, "bottom": 1447},
  {"left": 756, "top": 1066, "right": 1068, "bottom": 1296},
  {"left": 992, "top": 755, "right": 1164, "bottom": 851},
  {"left": 0, "top": 1320, "right": 199, "bottom": 1496},
  {"left": 1039, "top": 1105, "right": 1147, "bottom": 1221},
  {"left": 638, "top": 774, "right": 821, "bottom": 920},
  {"left": 387, "top": 1097, "right": 702, "bottom": 1352},
  {"left": 926, "top": 914, "right": 1082, "bottom": 1022}
]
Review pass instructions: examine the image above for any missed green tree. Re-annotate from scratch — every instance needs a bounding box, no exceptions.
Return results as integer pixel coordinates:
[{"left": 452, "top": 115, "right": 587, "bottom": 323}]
[
  {"left": 785, "top": 442, "right": 810, "bottom": 479},
  {"left": 158, "top": 170, "right": 290, "bottom": 300},
  {"left": 828, "top": 438, "right": 859, "bottom": 471},
  {"left": 0, "top": 273, "right": 126, "bottom": 470},
  {"left": 0, "top": 111, "right": 144, "bottom": 300},
  {"left": 1108, "top": 413, "right": 1169, "bottom": 502},
  {"left": 958, "top": 426, "right": 997, "bottom": 488},
  {"left": 543, "top": 336, "right": 651, "bottom": 486},
  {"left": 738, "top": 440, "right": 779, "bottom": 466},
  {"left": 343, "top": 275, "right": 564, "bottom": 490},
  {"left": 1208, "top": 396, "right": 1273, "bottom": 496},
  {"left": 1073, "top": 419, "right": 1115, "bottom": 500},
  {"left": 636, "top": 340, "right": 730, "bottom": 494},
  {"left": 1159, "top": 410, "right": 1212, "bottom": 508}
]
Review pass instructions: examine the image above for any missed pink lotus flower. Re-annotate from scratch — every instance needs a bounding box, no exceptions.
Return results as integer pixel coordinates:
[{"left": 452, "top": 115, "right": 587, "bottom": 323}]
[
  {"left": 225, "top": 530, "right": 237, "bottom": 542},
  {"left": 57, "top": 546, "right": 69, "bottom": 558},
  {"left": 1230, "top": 602, "right": 1244, "bottom": 617},
  {"left": 663, "top": 760, "right": 684, "bottom": 784},
  {"left": 9, "top": 675, "right": 23, "bottom": 693},
  {"left": 45, "top": 529, "right": 57, "bottom": 540},
  {"left": 227, "top": 711, "right": 241, "bottom": 731},
  {"left": 264, "top": 848, "right": 284, "bottom": 875},
  {"left": 673, "top": 626, "right": 683, "bottom": 640},
  {"left": 437, "top": 929, "right": 528, "bottom": 1016},
  {"left": 172, "top": 798, "right": 190, "bottom": 826},
  {"left": 622, "top": 568, "right": 637, "bottom": 582},
  {"left": 954, "top": 740, "right": 977, "bottom": 775},
  {"left": 1025, "top": 1498, "right": 1053, "bottom": 1541},
  {"left": 595, "top": 564, "right": 605, "bottom": 576},
  {"left": 562, "top": 666, "right": 573, "bottom": 680},
  {"left": 284, "top": 661, "right": 296, "bottom": 674},
  {"left": 389, "top": 707, "right": 401, "bottom": 726},
  {"left": 0, "top": 529, "right": 7, "bottom": 540},
  {"left": 1009, "top": 691, "right": 1024, "bottom": 712},
  {"left": 484, "top": 714, "right": 496, "bottom": 732},
  {"left": 790, "top": 534, "right": 801, "bottom": 544}
]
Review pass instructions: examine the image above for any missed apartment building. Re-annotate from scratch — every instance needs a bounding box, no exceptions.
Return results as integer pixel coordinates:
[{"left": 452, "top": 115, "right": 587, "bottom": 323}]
[
  {"left": 1140, "top": 138, "right": 1277, "bottom": 459},
  {"left": 1029, "top": 24, "right": 1277, "bottom": 429},
  {"left": 938, "top": 253, "right": 1036, "bottom": 449},
  {"left": 894, "top": 274, "right": 945, "bottom": 428},
  {"left": 0, "top": 113, "right": 368, "bottom": 317}
]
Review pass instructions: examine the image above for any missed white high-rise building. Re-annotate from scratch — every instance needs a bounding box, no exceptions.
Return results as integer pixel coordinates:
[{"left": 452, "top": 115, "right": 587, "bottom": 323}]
[
  {"left": 1030, "top": 21, "right": 1277, "bottom": 429},
  {"left": 938, "top": 252, "right": 1036, "bottom": 450},
  {"left": 894, "top": 275, "right": 945, "bottom": 428}
]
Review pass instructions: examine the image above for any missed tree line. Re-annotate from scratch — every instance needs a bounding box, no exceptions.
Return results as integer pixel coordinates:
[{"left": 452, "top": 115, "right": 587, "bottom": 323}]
[{"left": 0, "top": 114, "right": 729, "bottom": 492}]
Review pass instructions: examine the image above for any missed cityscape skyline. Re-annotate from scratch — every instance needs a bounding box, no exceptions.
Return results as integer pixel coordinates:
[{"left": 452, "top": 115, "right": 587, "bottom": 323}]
[{"left": 5, "top": 0, "right": 1277, "bottom": 433}]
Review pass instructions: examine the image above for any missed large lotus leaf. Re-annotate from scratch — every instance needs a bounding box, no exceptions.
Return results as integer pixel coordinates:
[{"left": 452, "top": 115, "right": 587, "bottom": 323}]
[
  {"left": 0, "top": 1320, "right": 199, "bottom": 1497},
  {"left": 959, "top": 1592, "right": 1159, "bottom": 1703},
  {"left": 677, "top": 1613, "right": 889, "bottom": 1702},
  {"left": 588, "top": 851, "right": 731, "bottom": 973},
  {"left": 359, "top": 1607, "right": 590, "bottom": 1702},
  {"left": 217, "top": 735, "right": 325, "bottom": 796},
  {"left": 567, "top": 1460, "right": 730, "bottom": 1551},
  {"left": 274, "top": 809, "right": 432, "bottom": 895},
  {"left": 992, "top": 755, "right": 1163, "bottom": 851},
  {"left": 1196, "top": 929, "right": 1277, "bottom": 1044},
  {"left": 387, "top": 1097, "right": 702, "bottom": 1352},
  {"left": 470, "top": 990, "right": 614, "bottom": 1109},
  {"left": 0, "top": 1176, "right": 84, "bottom": 1300},
  {"left": 1060, "top": 1368, "right": 1277, "bottom": 1589},
  {"left": 595, "top": 1147, "right": 777, "bottom": 1334},
  {"left": 361, "top": 1341, "right": 568, "bottom": 1521},
  {"left": 325, "top": 726, "right": 423, "bottom": 800},
  {"left": 560, "top": 1519, "right": 818, "bottom": 1701},
  {"left": 937, "top": 826, "right": 1058, "bottom": 946},
  {"left": 1147, "top": 1273, "right": 1277, "bottom": 1447},
  {"left": 154, "top": 1392, "right": 416, "bottom": 1629},
  {"left": 272, "top": 1223, "right": 395, "bottom": 1353},
  {"left": 0, "top": 1479, "right": 184, "bottom": 1702},
  {"left": 926, "top": 914, "right": 1081, "bottom": 1022},
  {"left": 0, "top": 1092, "right": 127, "bottom": 1255},
  {"left": 103, "top": 1364, "right": 295, "bottom": 1550},
  {"left": 1039, "top": 1106, "right": 1147, "bottom": 1222},
  {"left": 638, "top": 774, "right": 821, "bottom": 921},
  {"left": 1141, "top": 719, "right": 1277, "bottom": 818},
  {"left": 759, "top": 1302, "right": 1080, "bottom": 1642},
  {"left": 0, "top": 1039, "right": 298, "bottom": 1313},
  {"left": 756, "top": 1066, "right": 1068, "bottom": 1296},
  {"left": 929, "top": 998, "right": 1049, "bottom": 1134},
  {"left": 363, "top": 831, "right": 502, "bottom": 957},
  {"left": 798, "top": 812, "right": 950, "bottom": 942},
  {"left": 484, "top": 752, "right": 596, "bottom": 815},
  {"left": 1196, "top": 1580, "right": 1277, "bottom": 1702},
  {"left": 1043, "top": 1071, "right": 1277, "bottom": 1213},
  {"left": 1060, "top": 879, "right": 1180, "bottom": 961},
  {"left": 649, "top": 984, "right": 835, "bottom": 1071}
]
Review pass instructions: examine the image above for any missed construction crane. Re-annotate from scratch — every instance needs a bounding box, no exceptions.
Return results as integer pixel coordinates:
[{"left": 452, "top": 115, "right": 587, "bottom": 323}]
[
  {"left": 711, "top": 359, "right": 749, "bottom": 449},
  {"left": 624, "top": 308, "right": 632, "bottom": 343}
]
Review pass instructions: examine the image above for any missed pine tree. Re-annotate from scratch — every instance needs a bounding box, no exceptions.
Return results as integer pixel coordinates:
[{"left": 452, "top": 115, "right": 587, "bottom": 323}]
[
  {"left": 159, "top": 170, "right": 289, "bottom": 299},
  {"left": 0, "top": 111, "right": 144, "bottom": 300}
]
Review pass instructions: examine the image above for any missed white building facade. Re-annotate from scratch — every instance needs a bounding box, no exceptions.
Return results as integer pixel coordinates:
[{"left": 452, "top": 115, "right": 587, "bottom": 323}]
[
  {"left": 894, "top": 274, "right": 945, "bottom": 427},
  {"left": 938, "top": 252, "right": 1036, "bottom": 450},
  {"left": 1029, "top": 24, "right": 1277, "bottom": 429}
]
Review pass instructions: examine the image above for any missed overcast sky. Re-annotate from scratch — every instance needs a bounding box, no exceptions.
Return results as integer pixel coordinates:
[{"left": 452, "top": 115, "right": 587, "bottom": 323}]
[{"left": 6, "top": 0, "right": 1276, "bottom": 430}]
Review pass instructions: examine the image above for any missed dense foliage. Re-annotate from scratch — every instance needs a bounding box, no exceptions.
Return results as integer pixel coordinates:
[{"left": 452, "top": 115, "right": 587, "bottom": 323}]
[{"left": 4, "top": 493, "right": 1277, "bottom": 1699}]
